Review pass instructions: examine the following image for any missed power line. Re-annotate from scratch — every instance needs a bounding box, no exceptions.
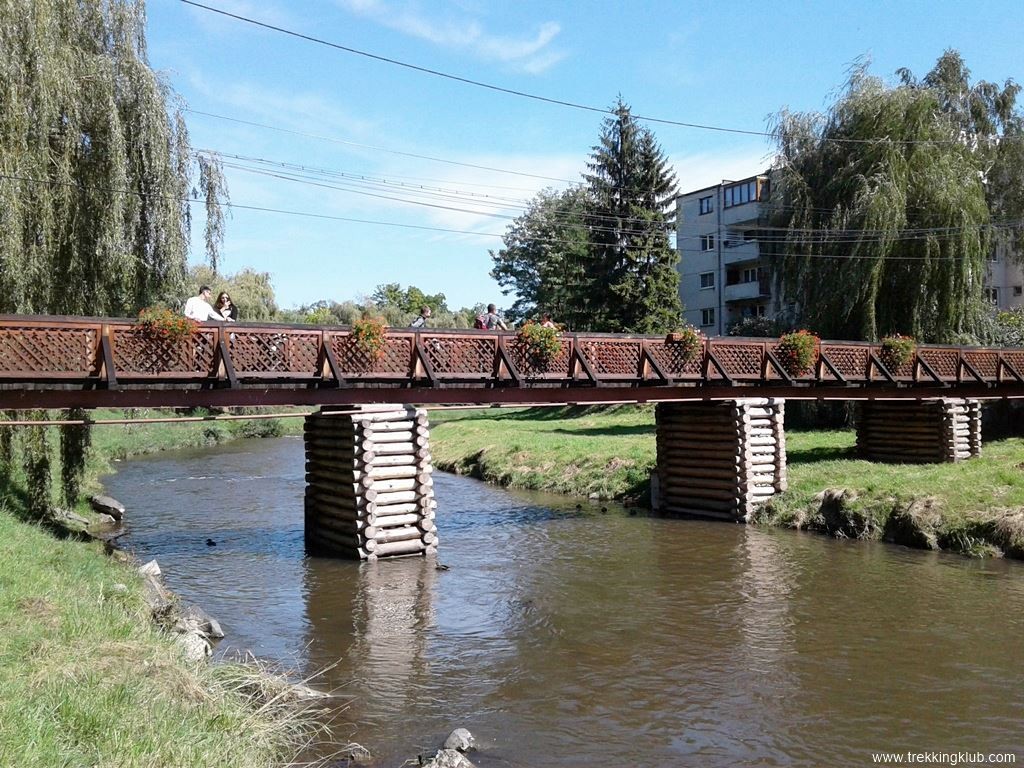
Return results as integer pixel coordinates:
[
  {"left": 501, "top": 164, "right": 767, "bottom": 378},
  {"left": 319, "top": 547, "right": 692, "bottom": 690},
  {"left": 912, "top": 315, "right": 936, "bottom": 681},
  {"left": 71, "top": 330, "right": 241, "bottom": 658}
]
[{"left": 186, "top": 109, "right": 578, "bottom": 184}]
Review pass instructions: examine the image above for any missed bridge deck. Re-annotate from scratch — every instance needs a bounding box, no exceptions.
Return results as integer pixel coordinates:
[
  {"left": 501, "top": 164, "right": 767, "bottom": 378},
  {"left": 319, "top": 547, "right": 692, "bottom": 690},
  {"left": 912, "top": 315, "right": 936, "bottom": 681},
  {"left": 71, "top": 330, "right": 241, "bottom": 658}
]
[{"left": 2, "top": 315, "right": 1024, "bottom": 409}]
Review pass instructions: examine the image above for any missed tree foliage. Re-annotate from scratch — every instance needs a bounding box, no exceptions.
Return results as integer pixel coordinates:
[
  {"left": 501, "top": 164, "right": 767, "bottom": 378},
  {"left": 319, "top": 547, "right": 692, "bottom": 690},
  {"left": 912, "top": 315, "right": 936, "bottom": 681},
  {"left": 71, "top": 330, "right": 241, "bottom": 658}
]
[
  {"left": 583, "top": 99, "right": 681, "bottom": 333},
  {"left": 0, "top": 0, "right": 226, "bottom": 316},
  {"left": 370, "top": 283, "right": 449, "bottom": 315},
  {"left": 492, "top": 100, "right": 681, "bottom": 333},
  {"left": 0, "top": 0, "right": 229, "bottom": 515},
  {"left": 766, "top": 53, "right": 1022, "bottom": 342},
  {"left": 490, "top": 187, "right": 590, "bottom": 327}
]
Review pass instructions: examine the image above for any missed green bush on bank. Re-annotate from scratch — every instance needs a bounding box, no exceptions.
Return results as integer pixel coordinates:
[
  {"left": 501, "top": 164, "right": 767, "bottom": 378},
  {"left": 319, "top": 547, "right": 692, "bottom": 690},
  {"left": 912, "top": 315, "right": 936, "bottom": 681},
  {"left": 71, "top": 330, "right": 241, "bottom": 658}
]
[{"left": 429, "top": 406, "right": 1024, "bottom": 560}]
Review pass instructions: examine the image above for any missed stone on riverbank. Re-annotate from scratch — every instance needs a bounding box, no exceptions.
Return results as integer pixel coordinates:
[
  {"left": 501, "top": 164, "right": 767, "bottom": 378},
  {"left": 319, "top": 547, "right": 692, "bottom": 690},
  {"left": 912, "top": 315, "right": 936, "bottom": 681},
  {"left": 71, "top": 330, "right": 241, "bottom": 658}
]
[
  {"left": 176, "top": 630, "right": 212, "bottom": 662},
  {"left": 443, "top": 728, "right": 476, "bottom": 752},
  {"left": 180, "top": 604, "right": 225, "bottom": 639},
  {"left": 421, "top": 748, "right": 476, "bottom": 768},
  {"left": 90, "top": 494, "right": 126, "bottom": 520}
]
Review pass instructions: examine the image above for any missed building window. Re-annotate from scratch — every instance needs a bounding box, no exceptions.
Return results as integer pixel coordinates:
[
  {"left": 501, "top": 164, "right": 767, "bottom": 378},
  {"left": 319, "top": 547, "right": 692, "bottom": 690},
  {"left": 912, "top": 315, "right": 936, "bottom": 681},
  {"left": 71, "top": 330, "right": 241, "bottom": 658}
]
[
  {"left": 741, "top": 267, "right": 757, "bottom": 283},
  {"left": 989, "top": 251, "right": 1000, "bottom": 263},
  {"left": 724, "top": 230, "right": 743, "bottom": 248},
  {"left": 1015, "top": 286, "right": 1023, "bottom": 297},
  {"left": 699, "top": 196, "right": 714, "bottom": 215},
  {"left": 701, "top": 308, "right": 715, "bottom": 326},
  {"left": 700, "top": 234, "right": 715, "bottom": 251},
  {"left": 985, "top": 287, "right": 1000, "bottom": 304},
  {"left": 699, "top": 272, "right": 715, "bottom": 289},
  {"left": 723, "top": 179, "right": 761, "bottom": 209}
]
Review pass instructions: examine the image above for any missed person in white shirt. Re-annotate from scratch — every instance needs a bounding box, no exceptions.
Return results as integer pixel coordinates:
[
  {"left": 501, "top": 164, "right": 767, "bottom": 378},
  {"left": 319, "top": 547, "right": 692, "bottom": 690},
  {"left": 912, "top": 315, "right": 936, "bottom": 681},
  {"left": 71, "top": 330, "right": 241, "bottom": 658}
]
[{"left": 183, "top": 285, "right": 228, "bottom": 322}]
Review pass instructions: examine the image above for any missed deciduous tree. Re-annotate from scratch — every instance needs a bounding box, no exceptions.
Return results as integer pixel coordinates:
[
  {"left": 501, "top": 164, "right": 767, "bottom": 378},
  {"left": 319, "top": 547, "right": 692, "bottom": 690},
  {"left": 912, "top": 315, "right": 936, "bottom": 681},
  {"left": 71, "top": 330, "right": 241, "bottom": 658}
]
[{"left": 766, "top": 57, "right": 995, "bottom": 342}]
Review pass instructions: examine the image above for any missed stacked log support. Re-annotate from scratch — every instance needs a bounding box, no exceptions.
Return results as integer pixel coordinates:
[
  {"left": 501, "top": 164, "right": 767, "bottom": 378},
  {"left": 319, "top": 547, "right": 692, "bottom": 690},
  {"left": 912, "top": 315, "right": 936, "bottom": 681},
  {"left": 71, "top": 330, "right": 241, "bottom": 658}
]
[
  {"left": 654, "top": 398, "right": 787, "bottom": 522},
  {"left": 304, "top": 405, "right": 438, "bottom": 560},
  {"left": 856, "top": 398, "right": 982, "bottom": 463}
]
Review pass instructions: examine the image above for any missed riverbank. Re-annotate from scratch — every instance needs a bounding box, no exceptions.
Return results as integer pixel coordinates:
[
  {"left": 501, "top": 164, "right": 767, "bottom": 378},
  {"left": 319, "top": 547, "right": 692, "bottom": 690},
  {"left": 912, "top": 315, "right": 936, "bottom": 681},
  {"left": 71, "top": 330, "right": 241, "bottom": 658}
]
[
  {"left": 429, "top": 406, "right": 1024, "bottom": 560},
  {"left": 0, "top": 409, "right": 318, "bottom": 767}
]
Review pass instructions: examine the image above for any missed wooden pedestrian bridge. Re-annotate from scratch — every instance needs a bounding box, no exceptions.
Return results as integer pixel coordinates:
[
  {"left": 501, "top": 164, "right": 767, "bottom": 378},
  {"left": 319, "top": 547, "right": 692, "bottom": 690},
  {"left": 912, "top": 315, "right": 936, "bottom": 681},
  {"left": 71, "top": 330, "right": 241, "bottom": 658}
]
[
  {"left": 0, "top": 315, "right": 1015, "bottom": 559},
  {"left": 2, "top": 314, "right": 1024, "bottom": 409}
]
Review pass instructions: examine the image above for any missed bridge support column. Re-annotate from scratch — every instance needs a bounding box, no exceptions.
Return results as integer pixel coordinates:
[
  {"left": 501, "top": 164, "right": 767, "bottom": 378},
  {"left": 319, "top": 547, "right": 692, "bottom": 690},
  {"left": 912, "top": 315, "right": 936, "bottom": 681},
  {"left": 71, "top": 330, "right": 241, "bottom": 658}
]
[
  {"left": 856, "top": 398, "right": 981, "bottom": 463},
  {"left": 304, "top": 405, "right": 438, "bottom": 560},
  {"left": 654, "top": 398, "right": 787, "bottom": 522}
]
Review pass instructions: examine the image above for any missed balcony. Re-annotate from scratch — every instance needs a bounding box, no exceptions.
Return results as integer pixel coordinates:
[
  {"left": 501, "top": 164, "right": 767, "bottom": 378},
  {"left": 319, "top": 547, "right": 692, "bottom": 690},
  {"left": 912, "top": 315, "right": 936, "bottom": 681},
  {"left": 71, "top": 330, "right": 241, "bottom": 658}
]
[
  {"left": 723, "top": 281, "right": 763, "bottom": 302},
  {"left": 721, "top": 240, "right": 760, "bottom": 266}
]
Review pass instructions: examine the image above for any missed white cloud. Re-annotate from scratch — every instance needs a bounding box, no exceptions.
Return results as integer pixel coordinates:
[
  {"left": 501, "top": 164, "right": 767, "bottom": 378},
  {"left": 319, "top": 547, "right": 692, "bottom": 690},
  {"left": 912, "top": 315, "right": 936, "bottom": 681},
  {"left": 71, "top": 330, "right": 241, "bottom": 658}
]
[
  {"left": 336, "top": 0, "right": 565, "bottom": 73},
  {"left": 668, "top": 146, "right": 774, "bottom": 194}
]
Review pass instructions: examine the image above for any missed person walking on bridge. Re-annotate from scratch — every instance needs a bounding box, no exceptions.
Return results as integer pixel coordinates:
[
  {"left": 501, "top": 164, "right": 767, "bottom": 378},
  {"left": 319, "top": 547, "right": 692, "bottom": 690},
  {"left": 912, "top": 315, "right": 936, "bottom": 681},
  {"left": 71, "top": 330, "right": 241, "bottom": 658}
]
[
  {"left": 475, "top": 304, "right": 508, "bottom": 331},
  {"left": 409, "top": 305, "right": 431, "bottom": 329},
  {"left": 183, "top": 286, "right": 227, "bottom": 322}
]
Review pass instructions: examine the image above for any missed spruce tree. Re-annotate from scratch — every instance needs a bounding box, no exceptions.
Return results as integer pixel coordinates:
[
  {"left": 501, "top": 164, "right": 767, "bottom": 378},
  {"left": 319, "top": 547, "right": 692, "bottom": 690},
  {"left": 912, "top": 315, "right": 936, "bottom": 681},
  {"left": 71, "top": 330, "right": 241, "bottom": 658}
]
[{"left": 583, "top": 99, "right": 681, "bottom": 333}]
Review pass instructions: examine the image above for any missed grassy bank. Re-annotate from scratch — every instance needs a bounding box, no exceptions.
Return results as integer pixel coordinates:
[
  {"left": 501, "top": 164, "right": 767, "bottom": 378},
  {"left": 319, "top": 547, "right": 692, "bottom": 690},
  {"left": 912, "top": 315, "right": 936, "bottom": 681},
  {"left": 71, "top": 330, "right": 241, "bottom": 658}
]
[
  {"left": 0, "top": 409, "right": 317, "bottom": 767},
  {"left": 429, "top": 406, "right": 1024, "bottom": 559}
]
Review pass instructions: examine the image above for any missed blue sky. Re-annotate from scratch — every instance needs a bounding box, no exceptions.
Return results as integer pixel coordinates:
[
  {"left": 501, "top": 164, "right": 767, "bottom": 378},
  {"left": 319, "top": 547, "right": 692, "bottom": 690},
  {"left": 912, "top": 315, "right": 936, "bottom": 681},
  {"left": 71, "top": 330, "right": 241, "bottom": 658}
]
[{"left": 147, "top": 0, "right": 1023, "bottom": 312}]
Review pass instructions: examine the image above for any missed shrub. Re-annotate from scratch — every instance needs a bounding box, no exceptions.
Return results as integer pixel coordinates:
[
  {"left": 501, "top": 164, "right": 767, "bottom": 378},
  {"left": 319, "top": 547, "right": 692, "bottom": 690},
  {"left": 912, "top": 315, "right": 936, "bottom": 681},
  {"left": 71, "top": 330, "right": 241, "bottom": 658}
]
[
  {"left": 665, "top": 325, "right": 704, "bottom": 362},
  {"left": 349, "top": 316, "right": 388, "bottom": 360},
  {"left": 727, "top": 315, "right": 779, "bottom": 338},
  {"left": 516, "top": 321, "right": 562, "bottom": 369},
  {"left": 136, "top": 307, "right": 198, "bottom": 342},
  {"left": 879, "top": 334, "right": 915, "bottom": 372},
  {"left": 776, "top": 330, "right": 819, "bottom": 376}
]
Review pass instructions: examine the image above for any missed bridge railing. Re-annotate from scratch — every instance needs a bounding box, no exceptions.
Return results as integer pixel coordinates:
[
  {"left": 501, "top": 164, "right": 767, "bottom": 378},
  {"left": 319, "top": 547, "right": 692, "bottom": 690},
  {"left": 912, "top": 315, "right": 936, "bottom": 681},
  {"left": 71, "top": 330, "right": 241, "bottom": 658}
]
[{"left": 1, "top": 315, "right": 1023, "bottom": 389}]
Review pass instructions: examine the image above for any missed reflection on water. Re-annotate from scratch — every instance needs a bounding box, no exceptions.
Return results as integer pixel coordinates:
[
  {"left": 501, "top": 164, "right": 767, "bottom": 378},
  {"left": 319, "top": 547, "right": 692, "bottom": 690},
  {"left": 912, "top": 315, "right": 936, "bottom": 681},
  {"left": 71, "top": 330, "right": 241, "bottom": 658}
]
[{"left": 106, "top": 437, "right": 1024, "bottom": 767}]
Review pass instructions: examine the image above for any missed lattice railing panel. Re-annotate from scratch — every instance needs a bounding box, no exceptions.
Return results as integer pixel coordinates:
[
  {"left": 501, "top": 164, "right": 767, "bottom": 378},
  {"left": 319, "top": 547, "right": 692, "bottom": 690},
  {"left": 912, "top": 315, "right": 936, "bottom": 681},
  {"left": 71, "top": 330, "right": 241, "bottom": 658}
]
[
  {"left": 331, "top": 335, "right": 412, "bottom": 375},
  {"left": 1001, "top": 351, "right": 1024, "bottom": 377},
  {"left": 714, "top": 343, "right": 764, "bottom": 377},
  {"left": 230, "top": 330, "right": 320, "bottom": 374},
  {"left": 579, "top": 340, "right": 641, "bottom": 376},
  {"left": 421, "top": 335, "right": 495, "bottom": 375},
  {"left": 507, "top": 338, "right": 571, "bottom": 378},
  {"left": 0, "top": 327, "right": 97, "bottom": 375},
  {"left": 963, "top": 350, "right": 998, "bottom": 379},
  {"left": 646, "top": 340, "right": 702, "bottom": 376},
  {"left": 112, "top": 329, "right": 215, "bottom": 375},
  {"left": 821, "top": 345, "right": 869, "bottom": 379},
  {"left": 918, "top": 348, "right": 959, "bottom": 379}
]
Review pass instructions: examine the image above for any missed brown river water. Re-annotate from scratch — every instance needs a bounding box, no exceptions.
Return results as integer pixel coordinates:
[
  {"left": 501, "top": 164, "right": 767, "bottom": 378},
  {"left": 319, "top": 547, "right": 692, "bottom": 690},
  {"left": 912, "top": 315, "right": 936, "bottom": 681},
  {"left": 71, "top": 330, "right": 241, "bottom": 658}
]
[{"left": 103, "top": 436, "right": 1024, "bottom": 767}]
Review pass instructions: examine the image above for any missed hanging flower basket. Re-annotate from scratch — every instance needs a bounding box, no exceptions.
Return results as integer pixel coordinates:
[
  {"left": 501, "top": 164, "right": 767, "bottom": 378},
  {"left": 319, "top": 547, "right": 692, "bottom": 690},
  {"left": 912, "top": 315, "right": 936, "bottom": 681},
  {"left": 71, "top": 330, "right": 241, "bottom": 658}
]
[
  {"left": 350, "top": 316, "right": 388, "bottom": 361},
  {"left": 775, "top": 330, "right": 819, "bottom": 377},
  {"left": 665, "top": 325, "right": 704, "bottom": 363},
  {"left": 516, "top": 321, "right": 562, "bottom": 370},
  {"left": 879, "top": 334, "right": 915, "bottom": 373},
  {"left": 135, "top": 307, "right": 198, "bottom": 343}
]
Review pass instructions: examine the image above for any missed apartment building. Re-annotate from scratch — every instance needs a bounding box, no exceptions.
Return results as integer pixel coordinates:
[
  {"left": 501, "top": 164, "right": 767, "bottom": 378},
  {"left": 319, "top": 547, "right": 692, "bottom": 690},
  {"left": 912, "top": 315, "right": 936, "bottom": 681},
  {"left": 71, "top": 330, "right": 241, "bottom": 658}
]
[
  {"left": 676, "top": 174, "right": 772, "bottom": 336},
  {"left": 676, "top": 173, "right": 1023, "bottom": 336}
]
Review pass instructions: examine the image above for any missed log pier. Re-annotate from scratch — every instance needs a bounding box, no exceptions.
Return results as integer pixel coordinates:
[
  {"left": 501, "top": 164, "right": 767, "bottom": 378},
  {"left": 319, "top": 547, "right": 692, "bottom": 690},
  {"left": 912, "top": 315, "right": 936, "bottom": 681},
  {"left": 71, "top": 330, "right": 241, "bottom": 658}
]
[
  {"left": 304, "top": 405, "right": 438, "bottom": 560},
  {"left": 856, "top": 398, "right": 982, "bottom": 463},
  {"left": 654, "top": 399, "right": 787, "bottom": 522}
]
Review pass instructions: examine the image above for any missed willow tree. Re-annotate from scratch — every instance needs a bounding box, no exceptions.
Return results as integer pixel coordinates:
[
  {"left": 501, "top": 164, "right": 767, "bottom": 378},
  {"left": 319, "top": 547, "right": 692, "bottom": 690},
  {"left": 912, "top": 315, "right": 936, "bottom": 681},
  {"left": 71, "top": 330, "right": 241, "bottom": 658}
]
[
  {"left": 0, "top": 0, "right": 226, "bottom": 515},
  {"left": 766, "top": 60, "right": 992, "bottom": 342}
]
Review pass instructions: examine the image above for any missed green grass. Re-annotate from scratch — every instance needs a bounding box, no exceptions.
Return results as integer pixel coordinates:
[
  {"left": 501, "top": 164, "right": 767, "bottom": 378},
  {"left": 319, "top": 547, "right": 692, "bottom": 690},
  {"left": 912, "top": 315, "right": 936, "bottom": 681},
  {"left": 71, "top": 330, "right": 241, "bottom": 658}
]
[
  {"left": 429, "top": 406, "right": 1024, "bottom": 559},
  {"left": 430, "top": 405, "right": 658, "bottom": 501},
  {"left": 0, "top": 408, "right": 321, "bottom": 767}
]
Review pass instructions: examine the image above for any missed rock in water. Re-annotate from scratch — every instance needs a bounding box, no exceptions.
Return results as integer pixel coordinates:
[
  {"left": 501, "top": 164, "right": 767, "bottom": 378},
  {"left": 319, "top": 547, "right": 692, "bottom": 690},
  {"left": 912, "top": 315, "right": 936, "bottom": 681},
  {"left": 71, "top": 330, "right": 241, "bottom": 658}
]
[
  {"left": 422, "top": 749, "right": 476, "bottom": 768},
  {"left": 443, "top": 728, "right": 476, "bottom": 753},
  {"left": 90, "top": 495, "right": 125, "bottom": 520}
]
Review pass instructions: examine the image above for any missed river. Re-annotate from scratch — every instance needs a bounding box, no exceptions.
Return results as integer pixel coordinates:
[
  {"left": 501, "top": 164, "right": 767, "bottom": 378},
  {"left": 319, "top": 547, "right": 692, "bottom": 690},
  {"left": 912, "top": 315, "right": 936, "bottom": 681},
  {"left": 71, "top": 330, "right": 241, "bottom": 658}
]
[{"left": 103, "top": 436, "right": 1024, "bottom": 767}]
